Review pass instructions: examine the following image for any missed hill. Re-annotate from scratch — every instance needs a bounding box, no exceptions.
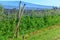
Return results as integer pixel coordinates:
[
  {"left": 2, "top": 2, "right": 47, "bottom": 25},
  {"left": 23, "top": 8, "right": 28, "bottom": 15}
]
[{"left": 0, "top": 1, "right": 53, "bottom": 10}]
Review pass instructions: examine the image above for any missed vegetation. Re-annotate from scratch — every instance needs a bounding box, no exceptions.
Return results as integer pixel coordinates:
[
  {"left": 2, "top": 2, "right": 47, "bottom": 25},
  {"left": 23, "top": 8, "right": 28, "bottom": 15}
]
[
  {"left": 0, "top": 3, "right": 60, "bottom": 40},
  {"left": 26, "top": 25, "right": 60, "bottom": 40}
]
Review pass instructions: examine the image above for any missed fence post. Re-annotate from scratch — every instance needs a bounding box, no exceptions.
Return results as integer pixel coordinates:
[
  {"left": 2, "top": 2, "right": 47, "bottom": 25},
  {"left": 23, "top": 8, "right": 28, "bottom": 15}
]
[
  {"left": 15, "top": 0, "right": 22, "bottom": 38},
  {"left": 13, "top": 0, "right": 26, "bottom": 39}
]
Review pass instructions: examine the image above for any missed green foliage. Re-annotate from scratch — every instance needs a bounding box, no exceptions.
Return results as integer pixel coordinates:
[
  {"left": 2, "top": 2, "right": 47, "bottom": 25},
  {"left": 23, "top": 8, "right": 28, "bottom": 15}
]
[{"left": 0, "top": 5, "right": 60, "bottom": 40}]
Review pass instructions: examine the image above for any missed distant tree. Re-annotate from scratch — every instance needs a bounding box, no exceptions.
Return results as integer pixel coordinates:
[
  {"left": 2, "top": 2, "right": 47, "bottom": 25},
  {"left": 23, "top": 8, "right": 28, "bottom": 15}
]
[
  {"left": 0, "top": 4, "right": 5, "bottom": 20},
  {"left": 31, "top": 10, "right": 35, "bottom": 17},
  {"left": 53, "top": 7, "right": 58, "bottom": 10},
  {"left": 0, "top": 4, "right": 4, "bottom": 14},
  {"left": 12, "top": 8, "right": 17, "bottom": 13}
]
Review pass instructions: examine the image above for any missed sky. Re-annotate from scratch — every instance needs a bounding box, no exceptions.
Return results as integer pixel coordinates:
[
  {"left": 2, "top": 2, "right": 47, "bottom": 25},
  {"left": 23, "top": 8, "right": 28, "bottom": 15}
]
[{"left": 0, "top": 0, "right": 60, "bottom": 7}]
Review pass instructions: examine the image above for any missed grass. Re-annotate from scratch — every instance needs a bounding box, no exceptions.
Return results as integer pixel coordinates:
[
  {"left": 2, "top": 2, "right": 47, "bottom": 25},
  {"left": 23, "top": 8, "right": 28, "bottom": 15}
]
[{"left": 23, "top": 24, "right": 60, "bottom": 40}]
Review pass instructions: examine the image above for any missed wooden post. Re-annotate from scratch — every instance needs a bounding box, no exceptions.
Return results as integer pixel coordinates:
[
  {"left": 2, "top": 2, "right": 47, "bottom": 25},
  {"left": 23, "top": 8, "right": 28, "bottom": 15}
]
[
  {"left": 15, "top": 0, "right": 22, "bottom": 38},
  {"left": 21, "top": 4, "right": 26, "bottom": 19},
  {"left": 13, "top": 0, "right": 26, "bottom": 39}
]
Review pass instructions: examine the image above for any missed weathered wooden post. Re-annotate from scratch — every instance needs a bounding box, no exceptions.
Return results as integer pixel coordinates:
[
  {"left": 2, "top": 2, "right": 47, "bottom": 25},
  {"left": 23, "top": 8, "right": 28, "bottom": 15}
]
[
  {"left": 16, "top": 0, "right": 26, "bottom": 38},
  {"left": 13, "top": 0, "right": 26, "bottom": 39},
  {"left": 21, "top": 4, "right": 26, "bottom": 18},
  {"left": 15, "top": 0, "right": 22, "bottom": 38}
]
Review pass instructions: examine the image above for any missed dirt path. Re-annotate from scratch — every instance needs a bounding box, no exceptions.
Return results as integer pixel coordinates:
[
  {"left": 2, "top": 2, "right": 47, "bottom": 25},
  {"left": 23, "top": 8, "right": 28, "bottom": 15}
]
[{"left": 23, "top": 24, "right": 60, "bottom": 40}]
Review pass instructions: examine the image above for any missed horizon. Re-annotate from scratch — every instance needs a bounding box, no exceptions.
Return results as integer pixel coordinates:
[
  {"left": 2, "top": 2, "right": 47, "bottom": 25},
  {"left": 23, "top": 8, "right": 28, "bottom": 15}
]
[
  {"left": 0, "top": 1, "right": 53, "bottom": 9},
  {"left": 0, "top": 0, "right": 60, "bottom": 7}
]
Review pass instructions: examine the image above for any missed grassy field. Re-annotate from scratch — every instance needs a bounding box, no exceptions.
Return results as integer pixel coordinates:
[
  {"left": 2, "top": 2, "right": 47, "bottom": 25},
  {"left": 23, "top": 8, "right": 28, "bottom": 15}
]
[
  {"left": 1, "top": 4, "right": 60, "bottom": 40},
  {"left": 22, "top": 24, "right": 60, "bottom": 40}
]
